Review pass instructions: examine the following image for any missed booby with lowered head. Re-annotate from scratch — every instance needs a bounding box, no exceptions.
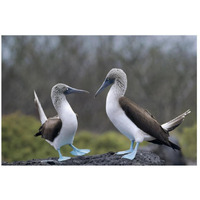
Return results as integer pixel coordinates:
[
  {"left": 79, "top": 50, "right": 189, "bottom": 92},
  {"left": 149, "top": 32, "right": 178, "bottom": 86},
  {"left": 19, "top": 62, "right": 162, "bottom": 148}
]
[
  {"left": 34, "top": 83, "right": 90, "bottom": 161},
  {"left": 95, "top": 68, "right": 191, "bottom": 160}
]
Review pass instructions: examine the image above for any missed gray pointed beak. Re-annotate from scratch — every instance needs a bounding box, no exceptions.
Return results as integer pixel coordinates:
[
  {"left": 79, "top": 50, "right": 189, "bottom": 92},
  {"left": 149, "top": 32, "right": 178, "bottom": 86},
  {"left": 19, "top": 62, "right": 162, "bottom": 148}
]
[
  {"left": 64, "top": 87, "right": 89, "bottom": 95},
  {"left": 95, "top": 79, "right": 113, "bottom": 97}
]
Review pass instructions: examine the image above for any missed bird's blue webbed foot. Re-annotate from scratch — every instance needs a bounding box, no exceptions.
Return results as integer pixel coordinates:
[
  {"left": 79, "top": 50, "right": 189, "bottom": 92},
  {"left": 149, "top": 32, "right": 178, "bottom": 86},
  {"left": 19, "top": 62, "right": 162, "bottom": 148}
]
[
  {"left": 122, "top": 150, "right": 137, "bottom": 160},
  {"left": 58, "top": 156, "right": 71, "bottom": 162},
  {"left": 69, "top": 144, "right": 90, "bottom": 156},
  {"left": 116, "top": 149, "right": 133, "bottom": 155},
  {"left": 122, "top": 142, "right": 139, "bottom": 160},
  {"left": 57, "top": 149, "right": 71, "bottom": 161},
  {"left": 116, "top": 140, "right": 134, "bottom": 155}
]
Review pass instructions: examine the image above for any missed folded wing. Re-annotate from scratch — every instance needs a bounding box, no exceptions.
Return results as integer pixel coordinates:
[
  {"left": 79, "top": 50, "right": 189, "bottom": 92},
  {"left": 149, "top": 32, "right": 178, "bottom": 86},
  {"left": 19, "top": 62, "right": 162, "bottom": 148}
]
[
  {"left": 119, "top": 96, "right": 180, "bottom": 150},
  {"left": 34, "top": 117, "right": 62, "bottom": 142}
]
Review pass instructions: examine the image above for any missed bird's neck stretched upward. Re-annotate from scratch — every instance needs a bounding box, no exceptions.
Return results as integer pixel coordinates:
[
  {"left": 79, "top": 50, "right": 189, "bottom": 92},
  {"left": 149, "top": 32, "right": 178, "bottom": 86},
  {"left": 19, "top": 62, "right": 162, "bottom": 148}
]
[{"left": 51, "top": 93, "right": 75, "bottom": 120}]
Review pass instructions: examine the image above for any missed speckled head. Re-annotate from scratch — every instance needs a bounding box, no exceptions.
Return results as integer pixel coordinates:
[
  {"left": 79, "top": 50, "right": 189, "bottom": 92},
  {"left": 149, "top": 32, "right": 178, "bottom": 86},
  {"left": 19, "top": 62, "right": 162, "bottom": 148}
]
[
  {"left": 51, "top": 83, "right": 89, "bottom": 108},
  {"left": 51, "top": 83, "right": 70, "bottom": 96},
  {"left": 95, "top": 68, "right": 127, "bottom": 97},
  {"left": 52, "top": 83, "right": 89, "bottom": 96}
]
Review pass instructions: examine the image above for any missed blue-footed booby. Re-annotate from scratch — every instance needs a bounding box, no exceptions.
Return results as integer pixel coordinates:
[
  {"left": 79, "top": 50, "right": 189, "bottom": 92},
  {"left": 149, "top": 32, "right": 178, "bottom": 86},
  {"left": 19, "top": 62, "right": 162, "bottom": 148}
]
[
  {"left": 95, "top": 68, "right": 191, "bottom": 160},
  {"left": 34, "top": 83, "right": 90, "bottom": 161}
]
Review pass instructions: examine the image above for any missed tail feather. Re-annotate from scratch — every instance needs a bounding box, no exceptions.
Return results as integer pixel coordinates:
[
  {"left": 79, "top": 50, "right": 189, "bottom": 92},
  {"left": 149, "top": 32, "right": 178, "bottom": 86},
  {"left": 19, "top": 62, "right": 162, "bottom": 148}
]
[
  {"left": 149, "top": 139, "right": 181, "bottom": 150},
  {"left": 34, "top": 90, "right": 47, "bottom": 124},
  {"left": 161, "top": 109, "right": 191, "bottom": 132},
  {"left": 169, "top": 141, "right": 181, "bottom": 150}
]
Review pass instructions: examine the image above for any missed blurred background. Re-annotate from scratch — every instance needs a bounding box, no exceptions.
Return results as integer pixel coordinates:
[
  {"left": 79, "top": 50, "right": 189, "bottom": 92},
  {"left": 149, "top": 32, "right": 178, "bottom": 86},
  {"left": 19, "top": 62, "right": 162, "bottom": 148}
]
[{"left": 2, "top": 36, "right": 197, "bottom": 164}]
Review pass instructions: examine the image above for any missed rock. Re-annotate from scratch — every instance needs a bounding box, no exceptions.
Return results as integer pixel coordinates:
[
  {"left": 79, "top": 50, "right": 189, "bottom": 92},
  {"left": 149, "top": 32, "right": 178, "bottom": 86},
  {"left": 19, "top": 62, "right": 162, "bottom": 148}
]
[
  {"left": 141, "top": 137, "right": 186, "bottom": 165},
  {"left": 2, "top": 150, "right": 165, "bottom": 165}
]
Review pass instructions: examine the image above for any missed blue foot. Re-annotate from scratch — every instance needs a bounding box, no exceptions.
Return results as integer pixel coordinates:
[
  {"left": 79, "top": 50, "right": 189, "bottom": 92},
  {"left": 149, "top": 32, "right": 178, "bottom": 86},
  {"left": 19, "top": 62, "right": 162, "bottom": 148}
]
[
  {"left": 116, "top": 140, "right": 135, "bottom": 155},
  {"left": 57, "top": 149, "right": 71, "bottom": 161},
  {"left": 116, "top": 149, "right": 133, "bottom": 155},
  {"left": 122, "top": 142, "right": 139, "bottom": 160},
  {"left": 70, "top": 148, "right": 90, "bottom": 156},
  {"left": 70, "top": 144, "right": 90, "bottom": 156},
  {"left": 122, "top": 151, "right": 137, "bottom": 160},
  {"left": 58, "top": 156, "right": 71, "bottom": 162}
]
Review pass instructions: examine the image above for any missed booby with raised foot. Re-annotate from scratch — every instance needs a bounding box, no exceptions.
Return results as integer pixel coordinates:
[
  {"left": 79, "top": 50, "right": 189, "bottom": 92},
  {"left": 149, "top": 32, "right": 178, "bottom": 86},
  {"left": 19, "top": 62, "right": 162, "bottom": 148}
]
[
  {"left": 95, "top": 68, "right": 191, "bottom": 160},
  {"left": 34, "top": 83, "right": 90, "bottom": 161}
]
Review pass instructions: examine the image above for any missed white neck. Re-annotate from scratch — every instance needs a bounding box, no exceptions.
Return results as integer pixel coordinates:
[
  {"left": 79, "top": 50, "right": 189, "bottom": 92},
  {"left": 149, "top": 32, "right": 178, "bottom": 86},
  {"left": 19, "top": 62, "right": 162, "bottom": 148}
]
[
  {"left": 108, "top": 85, "right": 122, "bottom": 100},
  {"left": 52, "top": 94, "right": 75, "bottom": 121},
  {"left": 108, "top": 79, "right": 127, "bottom": 100}
]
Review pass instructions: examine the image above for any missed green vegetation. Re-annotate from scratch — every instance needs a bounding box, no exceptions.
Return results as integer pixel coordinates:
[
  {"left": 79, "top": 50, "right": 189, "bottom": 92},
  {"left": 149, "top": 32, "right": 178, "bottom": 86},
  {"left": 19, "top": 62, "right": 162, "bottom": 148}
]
[
  {"left": 175, "top": 123, "right": 197, "bottom": 160},
  {"left": 2, "top": 112, "right": 57, "bottom": 162},
  {"left": 2, "top": 112, "right": 197, "bottom": 162}
]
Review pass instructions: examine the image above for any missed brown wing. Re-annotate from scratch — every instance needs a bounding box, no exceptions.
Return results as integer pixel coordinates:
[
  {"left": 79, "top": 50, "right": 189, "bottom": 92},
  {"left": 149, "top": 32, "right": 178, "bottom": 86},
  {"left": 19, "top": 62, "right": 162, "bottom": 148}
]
[
  {"left": 119, "top": 96, "right": 172, "bottom": 147},
  {"left": 35, "top": 117, "right": 62, "bottom": 142}
]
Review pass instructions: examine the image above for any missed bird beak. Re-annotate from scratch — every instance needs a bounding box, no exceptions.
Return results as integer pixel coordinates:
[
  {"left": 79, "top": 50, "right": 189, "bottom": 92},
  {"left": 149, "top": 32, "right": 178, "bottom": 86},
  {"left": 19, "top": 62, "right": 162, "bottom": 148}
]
[
  {"left": 64, "top": 87, "right": 89, "bottom": 95},
  {"left": 95, "top": 79, "right": 113, "bottom": 97}
]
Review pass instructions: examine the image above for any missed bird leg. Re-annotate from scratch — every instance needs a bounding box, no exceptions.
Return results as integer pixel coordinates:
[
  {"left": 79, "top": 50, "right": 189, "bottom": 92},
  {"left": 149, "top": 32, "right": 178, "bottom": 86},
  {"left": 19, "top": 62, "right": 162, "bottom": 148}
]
[
  {"left": 69, "top": 144, "right": 90, "bottom": 156},
  {"left": 122, "top": 142, "right": 140, "bottom": 160},
  {"left": 116, "top": 140, "right": 134, "bottom": 155},
  {"left": 57, "top": 149, "right": 71, "bottom": 161}
]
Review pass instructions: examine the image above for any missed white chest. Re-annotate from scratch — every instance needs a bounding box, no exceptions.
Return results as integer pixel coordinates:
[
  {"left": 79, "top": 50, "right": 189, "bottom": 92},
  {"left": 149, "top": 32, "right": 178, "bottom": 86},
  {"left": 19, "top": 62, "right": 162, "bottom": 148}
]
[
  {"left": 106, "top": 91, "right": 153, "bottom": 142},
  {"left": 53, "top": 102, "right": 78, "bottom": 149}
]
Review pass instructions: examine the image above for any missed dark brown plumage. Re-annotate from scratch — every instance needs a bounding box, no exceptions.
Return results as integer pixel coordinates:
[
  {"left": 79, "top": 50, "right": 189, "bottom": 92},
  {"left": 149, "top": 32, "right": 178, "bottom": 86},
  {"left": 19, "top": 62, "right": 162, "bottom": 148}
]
[
  {"left": 34, "top": 117, "right": 62, "bottom": 142},
  {"left": 119, "top": 96, "right": 180, "bottom": 150}
]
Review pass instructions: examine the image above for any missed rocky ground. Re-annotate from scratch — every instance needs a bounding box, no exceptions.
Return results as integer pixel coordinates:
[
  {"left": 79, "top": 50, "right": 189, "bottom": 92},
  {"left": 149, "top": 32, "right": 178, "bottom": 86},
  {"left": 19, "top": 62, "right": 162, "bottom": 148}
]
[{"left": 2, "top": 150, "right": 165, "bottom": 166}]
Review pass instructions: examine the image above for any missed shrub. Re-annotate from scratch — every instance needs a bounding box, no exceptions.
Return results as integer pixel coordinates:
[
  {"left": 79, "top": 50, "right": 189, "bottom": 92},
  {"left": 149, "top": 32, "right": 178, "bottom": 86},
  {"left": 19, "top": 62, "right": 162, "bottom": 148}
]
[
  {"left": 2, "top": 112, "right": 58, "bottom": 162},
  {"left": 175, "top": 123, "right": 197, "bottom": 160}
]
